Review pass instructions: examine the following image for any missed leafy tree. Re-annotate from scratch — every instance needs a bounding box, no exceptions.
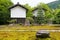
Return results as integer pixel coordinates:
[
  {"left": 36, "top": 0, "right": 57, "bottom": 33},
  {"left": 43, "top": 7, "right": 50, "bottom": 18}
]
[
  {"left": 36, "top": 3, "right": 53, "bottom": 24},
  {"left": 24, "top": 4, "right": 34, "bottom": 24},
  {"left": 53, "top": 9, "right": 60, "bottom": 24},
  {"left": 0, "top": 0, "right": 13, "bottom": 24},
  {"left": 36, "top": 6, "right": 45, "bottom": 24},
  {"left": 24, "top": 4, "right": 33, "bottom": 17}
]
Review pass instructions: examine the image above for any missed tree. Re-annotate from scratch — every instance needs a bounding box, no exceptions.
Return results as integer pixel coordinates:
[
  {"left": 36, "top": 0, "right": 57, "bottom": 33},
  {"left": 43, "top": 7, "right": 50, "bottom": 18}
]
[
  {"left": 0, "top": 0, "right": 13, "bottom": 24},
  {"left": 53, "top": 9, "right": 60, "bottom": 24},
  {"left": 36, "top": 3, "right": 53, "bottom": 24},
  {"left": 24, "top": 4, "right": 34, "bottom": 24},
  {"left": 24, "top": 4, "right": 33, "bottom": 17},
  {"left": 36, "top": 6, "right": 45, "bottom": 24}
]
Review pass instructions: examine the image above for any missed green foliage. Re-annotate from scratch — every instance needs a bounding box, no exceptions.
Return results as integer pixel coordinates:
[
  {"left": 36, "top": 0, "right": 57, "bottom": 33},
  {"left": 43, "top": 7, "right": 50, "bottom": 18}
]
[
  {"left": 33, "top": 2, "right": 60, "bottom": 24},
  {"left": 24, "top": 4, "right": 34, "bottom": 24},
  {"left": 36, "top": 3, "right": 53, "bottom": 24},
  {"left": 36, "top": 2, "right": 60, "bottom": 24},
  {"left": 8, "top": 19, "right": 16, "bottom": 24},
  {"left": 53, "top": 9, "right": 60, "bottom": 24},
  {"left": 36, "top": 6, "right": 45, "bottom": 24},
  {"left": 0, "top": 0, "right": 13, "bottom": 25},
  {"left": 24, "top": 4, "right": 33, "bottom": 17},
  {"left": 27, "top": 17, "right": 34, "bottom": 24}
]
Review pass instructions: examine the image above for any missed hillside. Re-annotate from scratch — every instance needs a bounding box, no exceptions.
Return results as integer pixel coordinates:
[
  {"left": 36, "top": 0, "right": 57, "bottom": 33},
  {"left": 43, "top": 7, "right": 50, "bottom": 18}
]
[{"left": 48, "top": 0, "right": 60, "bottom": 9}]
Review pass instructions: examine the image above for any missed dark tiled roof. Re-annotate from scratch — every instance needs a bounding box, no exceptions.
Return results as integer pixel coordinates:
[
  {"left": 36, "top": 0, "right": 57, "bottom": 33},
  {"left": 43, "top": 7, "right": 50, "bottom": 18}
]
[
  {"left": 33, "top": 7, "right": 47, "bottom": 12},
  {"left": 9, "top": 2, "right": 28, "bottom": 11},
  {"left": 32, "top": 8, "right": 38, "bottom": 11}
]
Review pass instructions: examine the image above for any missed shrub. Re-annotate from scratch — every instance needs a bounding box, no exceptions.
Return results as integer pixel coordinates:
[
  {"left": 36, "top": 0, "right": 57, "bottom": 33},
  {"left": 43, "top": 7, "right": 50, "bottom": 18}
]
[{"left": 8, "top": 19, "right": 16, "bottom": 24}]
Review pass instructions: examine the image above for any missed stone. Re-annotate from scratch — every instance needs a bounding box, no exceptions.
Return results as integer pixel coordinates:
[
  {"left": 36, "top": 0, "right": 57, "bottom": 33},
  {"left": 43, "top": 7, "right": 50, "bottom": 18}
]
[
  {"left": 36, "top": 30, "right": 50, "bottom": 38},
  {"left": 25, "top": 19, "right": 30, "bottom": 26}
]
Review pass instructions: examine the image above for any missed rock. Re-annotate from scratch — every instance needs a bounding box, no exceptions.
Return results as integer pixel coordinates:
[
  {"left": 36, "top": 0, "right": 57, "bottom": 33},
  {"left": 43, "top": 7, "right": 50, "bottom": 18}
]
[
  {"left": 8, "top": 24, "right": 15, "bottom": 26},
  {"left": 36, "top": 30, "right": 50, "bottom": 38},
  {"left": 25, "top": 19, "right": 30, "bottom": 26}
]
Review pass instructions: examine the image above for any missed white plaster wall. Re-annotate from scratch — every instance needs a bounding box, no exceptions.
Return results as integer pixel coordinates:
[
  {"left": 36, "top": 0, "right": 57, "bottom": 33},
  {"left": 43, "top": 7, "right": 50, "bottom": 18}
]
[
  {"left": 33, "top": 10, "right": 45, "bottom": 17},
  {"left": 10, "top": 6, "right": 26, "bottom": 18},
  {"left": 33, "top": 10, "right": 38, "bottom": 17}
]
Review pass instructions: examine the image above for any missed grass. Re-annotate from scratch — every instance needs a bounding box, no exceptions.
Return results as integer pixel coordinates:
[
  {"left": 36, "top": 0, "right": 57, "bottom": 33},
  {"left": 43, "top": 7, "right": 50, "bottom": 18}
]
[
  {"left": 0, "top": 24, "right": 60, "bottom": 30},
  {"left": 0, "top": 31, "right": 60, "bottom": 40},
  {"left": 0, "top": 25, "right": 60, "bottom": 40}
]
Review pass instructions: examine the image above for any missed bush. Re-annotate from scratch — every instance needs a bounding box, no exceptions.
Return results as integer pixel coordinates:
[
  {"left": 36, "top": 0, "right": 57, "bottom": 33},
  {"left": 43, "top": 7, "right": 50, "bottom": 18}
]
[
  {"left": 27, "top": 17, "right": 34, "bottom": 24},
  {"left": 8, "top": 19, "right": 16, "bottom": 24}
]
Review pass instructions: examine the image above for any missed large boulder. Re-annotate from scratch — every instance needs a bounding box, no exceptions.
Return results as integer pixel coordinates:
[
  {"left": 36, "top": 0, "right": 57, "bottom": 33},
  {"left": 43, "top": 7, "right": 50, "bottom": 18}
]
[{"left": 36, "top": 30, "right": 50, "bottom": 38}]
